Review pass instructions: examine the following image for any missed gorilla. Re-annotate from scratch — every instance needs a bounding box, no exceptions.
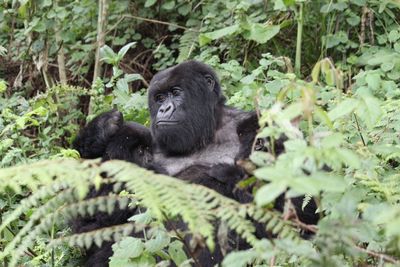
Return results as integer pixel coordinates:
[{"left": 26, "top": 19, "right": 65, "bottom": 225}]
[{"left": 73, "top": 60, "right": 318, "bottom": 266}]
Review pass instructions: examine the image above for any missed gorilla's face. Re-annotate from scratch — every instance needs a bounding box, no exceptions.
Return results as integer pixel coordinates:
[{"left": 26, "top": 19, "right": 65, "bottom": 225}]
[{"left": 148, "top": 61, "right": 225, "bottom": 155}]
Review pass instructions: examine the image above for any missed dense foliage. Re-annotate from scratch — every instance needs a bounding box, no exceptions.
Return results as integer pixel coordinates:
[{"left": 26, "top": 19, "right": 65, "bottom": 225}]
[{"left": 1, "top": 0, "right": 400, "bottom": 266}]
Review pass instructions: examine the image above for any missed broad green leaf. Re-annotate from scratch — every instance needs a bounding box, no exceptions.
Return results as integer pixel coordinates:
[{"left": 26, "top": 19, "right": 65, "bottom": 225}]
[
  {"left": 336, "top": 148, "right": 361, "bottom": 169},
  {"left": 244, "top": 24, "right": 280, "bottom": 44},
  {"left": 116, "top": 79, "right": 129, "bottom": 93},
  {"left": 255, "top": 181, "right": 288, "bottom": 206},
  {"left": 328, "top": 98, "right": 358, "bottom": 121},
  {"left": 168, "top": 241, "right": 188, "bottom": 265},
  {"left": 365, "top": 72, "right": 381, "bottom": 90},
  {"left": 280, "top": 102, "right": 303, "bottom": 121},
  {"left": 162, "top": 0, "right": 175, "bottom": 10},
  {"left": 145, "top": 0, "right": 157, "bottom": 7},
  {"left": 274, "top": 0, "right": 287, "bottom": 10},
  {"left": 100, "top": 45, "right": 117, "bottom": 64},
  {"left": 388, "top": 30, "right": 400, "bottom": 43},
  {"left": 199, "top": 24, "right": 240, "bottom": 46},
  {"left": 356, "top": 94, "right": 382, "bottom": 129},
  {"left": 145, "top": 230, "right": 170, "bottom": 253},
  {"left": 254, "top": 166, "right": 290, "bottom": 182},
  {"left": 111, "top": 237, "right": 144, "bottom": 259},
  {"left": 314, "top": 107, "right": 333, "bottom": 128},
  {"left": 321, "top": 133, "right": 344, "bottom": 148},
  {"left": 292, "top": 174, "right": 346, "bottom": 195},
  {"left": 381, "top": 62, "right": 395, "bottom": 72}
]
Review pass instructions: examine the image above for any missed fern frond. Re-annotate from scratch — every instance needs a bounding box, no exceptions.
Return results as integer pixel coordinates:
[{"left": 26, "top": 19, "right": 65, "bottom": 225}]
[
  {"left": 50, "top": 223, "right": 136, "bottom": 250},
  {"left": 177, "top": 30, "right": 199, "bottom": 63},
  {"left": 0, "top": 181, "right": 69, "bottom": 233},
  {"left": 0, "top": 159, "right": 299, "bottom": 266},
  {"left": 246, "top": 205, "right": 300, "bottom": 241}
]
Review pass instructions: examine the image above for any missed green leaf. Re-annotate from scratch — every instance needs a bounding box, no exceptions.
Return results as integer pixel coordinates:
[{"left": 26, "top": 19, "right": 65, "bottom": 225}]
[
  {"left": 145, "top": 0, "right": 157, "bottom": 7},
  {"left": 199, "top": 24, "right": 240, "bottom": 46},
  {"left": 388, "top": 30, "right": 400, "bottom": 43},
  {"left": 145, "top": 230, "right": 170, "bottom": 253},
  {"left": 168, "top": 241, "right": 188, "bottom": 265},
  {"left": 290, "top": 174, "right": 347, "bottom": 196},
  {"left": 254, "top": 166, "right": 290, "bottom": 182},
  {"left": 356, "top": 94, "right": 382, "bottom": 129},
  {"left": 314, "top": 107, "right": 333, "bottom": 128},
  {"left": 255, "top": 181, "right": 287, "bottom": 206},
  {"left": 162, "top": 0, "right": 175, "bottom": 10},
  {"left": 100, "top": 45, "right": 117, "bottom": 65},
  {"left": 118, "top": 42, "right": 136, "bottom": 60},
  {"left": 244, "top": 24, "right": 280, "bottom": 44},
  {"left": 365, "top": 72, "right": 381, "bottom": 90},
  {"left": 124, "top": 73, "right": 144, "bottom": 83},
  {"left": 381, "top": 62, "right": 394, "bottom": 72},
  {"left": 311, "top": 61, "right": 321, "bottom": 83},
  {"left": 336, "top": 148, "right": 361, "bottom": 169},
  {"left": 321, "top": 133, "right": 344, "bottom": 148},
  {"left": 112, "top": 237, "right": 144, "bottom": 259},
  {"left": 328, "top": 98, "right": 358, "bottom": 121},
  {"left": 0, "top": 80, "right": 7, "bottom": 93},
  {"left": 273, "top": 0, "right": 287, "bottom": 10}
]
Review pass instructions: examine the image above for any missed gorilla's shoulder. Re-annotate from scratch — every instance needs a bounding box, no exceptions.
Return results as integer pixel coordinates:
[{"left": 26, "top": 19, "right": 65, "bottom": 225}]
[
  {"left": 220, "top": 106, "right": 258, "bottom": 133},
  {"left": 220, "top": 106, "right": 259, "bottom": 159}
]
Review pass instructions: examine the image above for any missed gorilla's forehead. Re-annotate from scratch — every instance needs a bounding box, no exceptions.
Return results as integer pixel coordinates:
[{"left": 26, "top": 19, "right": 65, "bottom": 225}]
[{"left": 149, "top": 60, "right": 216, "bottom": 94}]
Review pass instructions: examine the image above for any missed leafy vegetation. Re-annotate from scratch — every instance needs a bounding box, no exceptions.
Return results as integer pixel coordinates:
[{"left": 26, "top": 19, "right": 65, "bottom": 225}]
[{"left": 1, "top": 0, "right": 400, "bottom": 266}]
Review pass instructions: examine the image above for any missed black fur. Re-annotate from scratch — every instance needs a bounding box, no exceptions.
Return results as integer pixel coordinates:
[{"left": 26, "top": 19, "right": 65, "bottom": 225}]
[{"left": 73, "top": 60, "right": 319, "bottom": 266}]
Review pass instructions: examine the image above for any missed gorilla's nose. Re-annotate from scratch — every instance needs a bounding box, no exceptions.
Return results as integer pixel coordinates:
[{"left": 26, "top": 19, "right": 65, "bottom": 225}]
[{"left": 158, "top": 101, "right": 175, "bottom": 119}]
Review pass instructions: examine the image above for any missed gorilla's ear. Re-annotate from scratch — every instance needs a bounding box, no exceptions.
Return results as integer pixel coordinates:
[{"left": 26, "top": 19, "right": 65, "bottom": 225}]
[{"left": 205, "top": 74, "right": 215, "bottom": 91}]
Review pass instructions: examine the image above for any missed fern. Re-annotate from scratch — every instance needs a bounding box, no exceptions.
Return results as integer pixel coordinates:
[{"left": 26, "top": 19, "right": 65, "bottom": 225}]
[
  {"left": 0, "top": 159, "right": 298, "bottom": 266},
  {"left": 177, "top": 30, "right": 199, "bottom": 63}
]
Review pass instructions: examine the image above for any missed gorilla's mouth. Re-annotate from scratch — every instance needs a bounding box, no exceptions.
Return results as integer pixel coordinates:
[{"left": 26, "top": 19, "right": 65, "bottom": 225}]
[{"left": 156, "top": 120, "right": 179, "bottom": 126}]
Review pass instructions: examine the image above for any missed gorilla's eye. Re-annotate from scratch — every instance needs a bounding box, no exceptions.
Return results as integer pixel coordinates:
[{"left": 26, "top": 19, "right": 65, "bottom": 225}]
[
  {"left": 171, "top": 88, "right": 181, "bottom": 96},
  {"left": 205, "top": 74, "right": 215, "bottom": 90},
  {"left": 155, "top": 94, "right": 166, "bottom": 103}
]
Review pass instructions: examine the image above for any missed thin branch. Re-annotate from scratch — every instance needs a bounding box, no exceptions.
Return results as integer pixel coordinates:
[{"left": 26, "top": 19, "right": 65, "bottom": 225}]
[
  {"left": 354, "top": 244, "right": 399, "bottom": 265},
  {"left": 106, "top": 14, "right": 198, "bottom": 35},
  {"left": 93, "top": 0, "right": 109, "bottom": 83},
  {"left": 353, "top": 113, "right": 366, "bottom": 146}
]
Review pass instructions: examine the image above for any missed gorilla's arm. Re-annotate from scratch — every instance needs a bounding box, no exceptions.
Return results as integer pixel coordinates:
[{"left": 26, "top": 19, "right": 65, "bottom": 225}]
[
  {"left": 103, "top": 122, "right": 153, "bottom": 167},
  {"left": 176, "top": 164, "right": 249, "bottom": 200},
  {"left": 73, "top": 111, "right": 154, "bottom": 168},
  {"left": 73, "top": 110, "right": 123, "bottom": 159}
]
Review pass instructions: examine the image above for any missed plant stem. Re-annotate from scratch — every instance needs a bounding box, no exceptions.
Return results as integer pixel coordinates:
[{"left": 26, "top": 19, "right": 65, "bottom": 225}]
[
  {"left": 295, "top": 2, "right": 304, "bottom": 77},
  {"left": 55, "top": 0, "right": 67, "bottom": 85},
  {"left": 93, "top": 0, "right": 108, "bottom": 83},
  {"left": 91, "top": 0, "right": 108, "bottom": 115}
]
